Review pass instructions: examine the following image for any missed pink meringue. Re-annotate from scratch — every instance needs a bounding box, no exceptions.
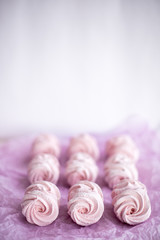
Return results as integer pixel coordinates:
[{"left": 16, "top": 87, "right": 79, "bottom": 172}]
[
  {"left": 25, "top": 181, "right": 61, "bottom": 203},
  {"left": 21, "top": 181, "right": 61, "bottom": 226},
  {"left": 111, "top": 178, "right": 146, "bottom": 198},
  {"left": 31, "top": 134, "right": 60, "bottom": 158},
  {"left": 106, "top": 135, "right": 139, "bottom": 162},
  {"left": 104, "top": 157, "right": 138, "bottom": 189},
  {"left": 111, "top": 179, "right": 151, "bottom": 225},
  {"left": 68, "top": 181, "right": 104, "bottom": 226},
  {"left": 68, "top": 134, "right": 99, "bottom": 161},
  {"left": 66, "top": 153, "right": 98, "bottom": 186},
  {"left": 28, "top": 154, "right": 60, "bottom": 184},
  {"left": 68, "top": 180, "right": 103, "bottom": 201},
  {"left": 106, "top": 153, "right": 135, "bottom": 164}
]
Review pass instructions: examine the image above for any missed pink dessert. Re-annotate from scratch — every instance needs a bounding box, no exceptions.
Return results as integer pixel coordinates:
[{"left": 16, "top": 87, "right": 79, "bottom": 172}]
[
  {"left": 28, "top": 154, "right": 60, "bottom": 184},
  {"left": 25, "top": 180, "right": 61, "bottom": 203},
  {"left": 68, "top": 134, "right": 99, "bottom": 161},
  {"left": 111, "top": 179, "right": 151, "bottom": 225},
  {"left": 106, "top": 135, "right": 139, "bottom": 162},
  {"left": 68, "top": 181, "right": 104, "bottom": 226},
  {"left": 21, "top": 181, "right": 61, "bottom": 226},
  {"left": 31, "top": 134, "right": 61, "bottom": 158},
  {"left": 66, "top": 152, "right": 98, "bottom": 186},
  {"left": 104, "top": 154, "right": 138, "bottom": 189}
]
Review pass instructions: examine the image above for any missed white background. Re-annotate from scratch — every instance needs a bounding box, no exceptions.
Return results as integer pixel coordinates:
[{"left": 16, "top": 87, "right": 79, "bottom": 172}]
[{"left": 0, "top": 0, "right": 160, "bottom": 136}]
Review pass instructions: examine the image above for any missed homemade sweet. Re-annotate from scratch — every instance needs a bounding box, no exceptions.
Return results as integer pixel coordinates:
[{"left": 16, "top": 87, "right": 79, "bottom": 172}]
[
  {"left": 66, "top": 152, "right": 98, "bottom": 186},
  {"left": 106, "top": 135, "right": 139, "bottom": 162},
  {"left": 68, "top": 181, "right": 104, "bottom": 226},
  {"left": 68, "top": 134, "right": 99, "bottom": 161},
  {"left": 31, "top": 134, "right": 61, "bottom": 158},
  {"left": 21, "top": 181, "right": 61, "bottom": 226},
  {"left": 28, "top": 154, "right": 60, "bottom": 184},
  {"left": 104, "top": 155, "right": 138, "bottom": 189},
  {"left": 106, "top": 153, "right": 135, "bottom": 164},
  {"left": 111, "top": 179, "right": 151, "bottom": 225},
  {"left": 25, "top": 180, "right": 61, "bottom": 202}
]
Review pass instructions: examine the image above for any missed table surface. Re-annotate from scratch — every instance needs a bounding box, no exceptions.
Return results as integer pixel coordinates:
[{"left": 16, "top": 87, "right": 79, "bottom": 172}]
[{"left": 0, "top": 120, "right": 160, "bottom": 240}]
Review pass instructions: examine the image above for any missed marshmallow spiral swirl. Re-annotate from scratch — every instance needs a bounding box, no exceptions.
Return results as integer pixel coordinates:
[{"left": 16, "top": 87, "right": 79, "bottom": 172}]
[
  {"left": 28, "top": 154, "right": 60, "bottom": 184},
  {"left": 21, "top": 181, "right": 61, "bottom": 226},
  {"left": 111, "top": 179, "right": 151, "bottom": 225},
  {"left": 25, "top": 181, "right": 61, "bottom": 202},
  {"left": 106, "top": 135, "right": 139, "bottom": 162},
  {"left": 66, "top": 153, "right": 98, "bottom": 186},
  {"left": 68, "top": 134, "right": 99, "bottom": 161},
  {"left": 32, "top": 134, "right": 61, "bottom": 158},
  {"left": 104, "top": 154, "right": 138, "bottom": 189},
  {"left": 68, "top": 181, "right": 104, "bottom": 226}
]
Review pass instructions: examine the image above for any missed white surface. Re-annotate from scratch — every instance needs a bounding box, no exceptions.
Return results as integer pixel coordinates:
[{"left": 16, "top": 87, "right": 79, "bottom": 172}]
[{"left": 0, "top": 0, "right": 160, "bottom": 136}]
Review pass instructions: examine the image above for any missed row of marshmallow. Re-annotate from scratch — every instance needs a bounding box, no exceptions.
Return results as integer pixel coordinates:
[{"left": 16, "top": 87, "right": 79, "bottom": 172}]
[
  {"left": 21, "top": 179, "right": 151, "bottom": 227},
  {"left": 28, "top": 133, "right": 140, "bottom": 188},
  {"left": 103, "top": 134, "right": 151, "bottom": 225},
  {"left": 21, "top": 180, "right": 103, "bottom": 226}
]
